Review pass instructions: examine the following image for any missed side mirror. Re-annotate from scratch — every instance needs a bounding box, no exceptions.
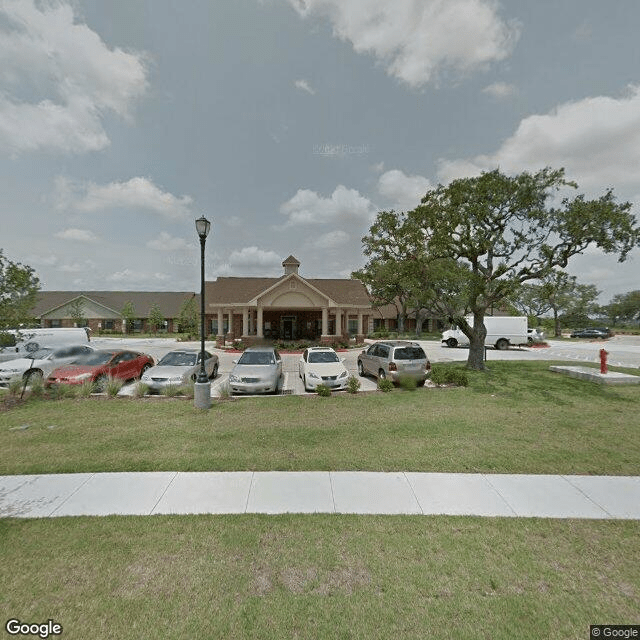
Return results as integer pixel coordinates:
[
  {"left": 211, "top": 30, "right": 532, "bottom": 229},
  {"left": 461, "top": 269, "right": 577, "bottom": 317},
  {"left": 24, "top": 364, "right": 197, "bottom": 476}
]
[
  {"left": 232, "top": 359, "right": 237, "bottom": 364},
  {"left": 340, "top": 357, "right": 346, "bottom": 362}
]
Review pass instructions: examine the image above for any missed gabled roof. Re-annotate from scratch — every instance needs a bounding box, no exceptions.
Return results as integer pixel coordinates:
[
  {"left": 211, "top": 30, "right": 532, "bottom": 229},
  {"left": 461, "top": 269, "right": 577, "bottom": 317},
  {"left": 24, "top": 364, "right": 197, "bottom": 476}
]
[
  {"left": 282, "top": 255, "right": 300, "bottom": 266},
  {"left": 206, "top": 276, "right": 371, "bottom": 307},
  {"left": 33, "top": 291, "right": 198, "bottom": 318}
]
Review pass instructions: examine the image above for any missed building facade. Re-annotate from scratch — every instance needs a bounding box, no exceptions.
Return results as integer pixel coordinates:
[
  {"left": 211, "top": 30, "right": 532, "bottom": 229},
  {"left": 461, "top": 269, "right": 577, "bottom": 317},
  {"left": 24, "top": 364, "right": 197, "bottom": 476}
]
[{"left": 205, "top": 256, "right": 373, "bottom": 345}]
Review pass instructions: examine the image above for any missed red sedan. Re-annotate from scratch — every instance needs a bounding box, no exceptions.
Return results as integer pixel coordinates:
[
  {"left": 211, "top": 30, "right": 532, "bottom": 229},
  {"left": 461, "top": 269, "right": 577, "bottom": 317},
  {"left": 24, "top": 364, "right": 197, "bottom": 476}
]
[{"left": 47, "top": 350, "right": 154, "bottom": 390}]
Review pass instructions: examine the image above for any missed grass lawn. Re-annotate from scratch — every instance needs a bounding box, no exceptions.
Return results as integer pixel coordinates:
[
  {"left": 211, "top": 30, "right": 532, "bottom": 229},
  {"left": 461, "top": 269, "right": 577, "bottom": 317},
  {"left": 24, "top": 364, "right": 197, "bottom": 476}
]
[
  {"left": 2, "top": 515, "right": 639, "bottom": 640},
  {"left": 1, "top": 361, "right": 639, "bottom": 476},
  {"left": 2, "top": 361, "right": 639, "bottom": 639}
]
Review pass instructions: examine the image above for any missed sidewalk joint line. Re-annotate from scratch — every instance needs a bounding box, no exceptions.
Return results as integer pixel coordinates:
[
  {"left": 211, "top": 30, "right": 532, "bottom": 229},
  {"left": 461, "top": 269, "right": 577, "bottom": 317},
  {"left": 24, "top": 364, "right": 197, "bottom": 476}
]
[
  {"left": 561, "top": 475, "right": 613, "bottom": 518},
  {"left": 403, "top": 472, "right": 424, "bottom": 515},
  {"left": 482, "top": 474, "right": 519, "bottom": 517},
  {"left": 150, "top": 471, "right": 178, "bottom": 515},
  {"left": 49, "top": 472, "right": 95, "bottom": 517},
  {"left": 245, "top": 472, "right": 255, "bottom": 513}
]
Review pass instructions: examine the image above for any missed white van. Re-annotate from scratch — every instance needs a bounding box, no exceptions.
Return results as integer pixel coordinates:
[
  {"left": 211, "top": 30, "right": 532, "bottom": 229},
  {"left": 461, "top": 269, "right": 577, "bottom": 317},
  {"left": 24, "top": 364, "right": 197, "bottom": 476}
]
[{"left": 0, "top": 328, "right": 91, "bottom": 362}]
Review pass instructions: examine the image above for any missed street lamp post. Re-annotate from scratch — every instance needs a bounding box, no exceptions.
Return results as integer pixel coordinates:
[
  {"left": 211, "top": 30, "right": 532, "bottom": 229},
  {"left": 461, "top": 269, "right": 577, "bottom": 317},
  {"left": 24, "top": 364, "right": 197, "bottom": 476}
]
[{"left": 194, "top": 215, "right": 211, "bottom": 409}]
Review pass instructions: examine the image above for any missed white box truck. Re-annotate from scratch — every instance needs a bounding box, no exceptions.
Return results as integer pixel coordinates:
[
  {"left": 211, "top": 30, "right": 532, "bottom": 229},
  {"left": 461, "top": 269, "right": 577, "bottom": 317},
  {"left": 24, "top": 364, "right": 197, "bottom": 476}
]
[
  {"left": 441, "top": 316, "right": 528, "bottom": 350},
  {"left": 0, "top": 327, "right": 91, "bottom": 362}
]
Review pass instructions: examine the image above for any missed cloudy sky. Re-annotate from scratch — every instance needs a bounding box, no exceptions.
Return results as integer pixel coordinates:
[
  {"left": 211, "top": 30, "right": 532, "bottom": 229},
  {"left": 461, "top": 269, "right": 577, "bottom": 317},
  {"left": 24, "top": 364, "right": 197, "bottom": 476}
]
[{"left": 1, "top": 0, "right": 639, "bottom": 302}]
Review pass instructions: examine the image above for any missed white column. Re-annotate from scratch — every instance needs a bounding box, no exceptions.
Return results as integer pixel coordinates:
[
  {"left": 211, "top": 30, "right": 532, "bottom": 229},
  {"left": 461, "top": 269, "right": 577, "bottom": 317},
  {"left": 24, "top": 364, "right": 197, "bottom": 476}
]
[
  {"left": 242, "top": 307, "right": 249, "bottom": 336},
  {"left": 321, "top": 307, "right": 328, "bottom": 335},
  {"left": 357, "top": 312, "right": 363, "bottom": 335},
  {"left": 257, "top": 305, "right": 263, "bottom": 338},
  {"left": 217, "top": 308, "right": 224, "bottom": 338}
]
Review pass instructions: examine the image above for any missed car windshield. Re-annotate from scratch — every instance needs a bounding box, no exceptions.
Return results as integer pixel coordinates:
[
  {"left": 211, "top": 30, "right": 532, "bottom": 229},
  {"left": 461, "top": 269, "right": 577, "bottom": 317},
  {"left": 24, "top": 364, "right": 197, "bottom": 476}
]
[
  {"left": 28, "top": 348, "right": 54, "bottom": 360},
  {"left": 82, "top": 351, "right": 116, "bottom": 365},
  {"left": 309, "top": 351, "right": 339, "bottom": 363},
  {"left": 158, "top": 352, "right": 197, "bottom": 367},
  {"left": 237, "top": 351, "right": 275, "bottom": 365},
  {"left": 394, "top": 347, "right": 426, "bottom": 360}
]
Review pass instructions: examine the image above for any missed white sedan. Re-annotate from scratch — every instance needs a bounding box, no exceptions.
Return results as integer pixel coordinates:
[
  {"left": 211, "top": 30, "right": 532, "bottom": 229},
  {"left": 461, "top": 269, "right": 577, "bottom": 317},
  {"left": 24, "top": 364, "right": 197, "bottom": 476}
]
[
  {"left": 0, "top": 344, "right": 96, "bottom": 386},
  {"left": 298, "top": 346, "right": 349, "bottom": 392}
]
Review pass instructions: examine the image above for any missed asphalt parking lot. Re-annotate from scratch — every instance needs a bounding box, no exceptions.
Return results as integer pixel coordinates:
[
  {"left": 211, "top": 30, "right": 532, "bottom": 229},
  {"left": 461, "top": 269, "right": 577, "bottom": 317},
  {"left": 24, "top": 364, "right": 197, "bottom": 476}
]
[{"left": 89, "top": 335, "right": 640, "bottom": 398}]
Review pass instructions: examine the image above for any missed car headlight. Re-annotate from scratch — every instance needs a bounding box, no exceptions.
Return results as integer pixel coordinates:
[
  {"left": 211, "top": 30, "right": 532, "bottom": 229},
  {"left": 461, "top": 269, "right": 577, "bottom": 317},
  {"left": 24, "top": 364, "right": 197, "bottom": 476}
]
[
  {"left": 339, "top": 370, "right": 348, "bottom": 378},
  {"left": 72, "top": 372, "right": 93, "bottom": 381},
  {"left": 141, "top": 373, "right": 150, "bottom": 381},
  {"left": 229, "top": 374, "right": 241, "bottom": 383},
  {"left": 308, "top": 371, "right": 320, "bottom": 379},
  {"left": 3, "top": 368, "right": 22, "bottom": 374}
]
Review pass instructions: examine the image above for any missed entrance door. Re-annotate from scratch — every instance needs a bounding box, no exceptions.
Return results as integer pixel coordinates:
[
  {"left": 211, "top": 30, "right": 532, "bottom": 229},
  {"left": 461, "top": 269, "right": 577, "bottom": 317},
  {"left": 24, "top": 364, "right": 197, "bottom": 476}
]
[{"left": 283, "top": 318, "right": 293, "bottom": 339}]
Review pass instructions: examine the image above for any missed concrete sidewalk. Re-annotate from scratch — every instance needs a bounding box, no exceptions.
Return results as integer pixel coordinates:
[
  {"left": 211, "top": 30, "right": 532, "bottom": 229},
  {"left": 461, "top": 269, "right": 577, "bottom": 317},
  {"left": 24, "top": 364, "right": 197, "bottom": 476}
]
[{"left": 1, "top": 472, "right": 639, "bottom": 519}]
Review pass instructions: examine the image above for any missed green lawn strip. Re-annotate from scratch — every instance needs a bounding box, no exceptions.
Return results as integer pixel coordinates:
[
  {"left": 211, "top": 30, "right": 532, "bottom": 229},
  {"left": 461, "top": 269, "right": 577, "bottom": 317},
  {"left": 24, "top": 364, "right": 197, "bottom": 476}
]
[
  {"left": 1, "top": 515, "right": 638, "bottom": 640},
  {"left": 1, "top": 361, "right": 638, "bottom": 475}
]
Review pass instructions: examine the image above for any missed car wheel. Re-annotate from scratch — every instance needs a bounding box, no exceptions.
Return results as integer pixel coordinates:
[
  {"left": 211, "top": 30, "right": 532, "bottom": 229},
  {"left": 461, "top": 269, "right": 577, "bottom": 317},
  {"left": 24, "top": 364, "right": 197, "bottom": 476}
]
[
  {"left": 303, "top": 375, "right": 310, "bottom": 392},
  {"left": 139, "top": 364, "right": 151, "bottom": 378},
  {"left": 210, "top": 364, "right": 218, "bottom": 380},
  {"left": 95, "top": 375, "right": 107, "bottom": 392},
  {"left": 24, "top": 369, "right": 43, "bottom": 383},
  {"left": 378, "top": 369, "right": 386, "bottom": 380},
  {"left": 495, "top": 339, "right": 509, "bottom": 351},
  {"left": 446, "top": 338, "right": 458, "bottom": 348},
  {"left": 357, "top": 361, "right": 365, "bottom": 377}
]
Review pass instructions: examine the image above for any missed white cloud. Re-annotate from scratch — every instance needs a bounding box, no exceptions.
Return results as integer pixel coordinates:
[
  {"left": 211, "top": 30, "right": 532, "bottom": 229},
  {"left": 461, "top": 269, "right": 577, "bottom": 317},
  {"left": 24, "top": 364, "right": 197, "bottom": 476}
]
[
  {"left": 281, "top": 184, "right": 376, "bottom": 226},
  {"left": 0, "top": 0, "right": 148, "bottom": 154},
  {"left": 146, "top": 232, "right": 190, "bottom": 251},
  {"left": 54, "top": 176, "right": 193, "bottom": 220},
  {"left": 54, "top": 227, "right": 98, "bottom": 242},
  {"left": 377, "top": 169, "right": 431, "bottom": 211},
  {"left": 315, "top": 230, "right": 350, "bottom": 249},
  {"left": 482, "top": 81, "right": 516, "bottom": 98},
  {"left": 294, "top": 79, "right": 316, "bottom": 95},
  {"left": 228, "top": 246, "right": 282, "bottom": 268},
  {"left": 59, "top": 259, "right": 97, "bottom": 273},
  {"left": 437, "top": 85, "right": 640, "bottom": 196},
  {"left": 288, "top": 0, "right": 520, "bottom": 87}
]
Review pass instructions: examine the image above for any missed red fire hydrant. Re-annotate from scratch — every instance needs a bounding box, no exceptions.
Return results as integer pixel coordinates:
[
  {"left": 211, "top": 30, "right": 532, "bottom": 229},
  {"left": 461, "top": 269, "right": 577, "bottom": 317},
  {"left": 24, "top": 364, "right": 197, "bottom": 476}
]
[{"left": 599, "top": 348, "right": 608, "bottom": 374}]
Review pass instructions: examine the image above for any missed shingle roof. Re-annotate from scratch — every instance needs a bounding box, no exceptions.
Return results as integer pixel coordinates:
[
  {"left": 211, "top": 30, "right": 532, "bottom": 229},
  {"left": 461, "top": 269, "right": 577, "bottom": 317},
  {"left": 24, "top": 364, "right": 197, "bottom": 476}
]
[
  {"left": 205, "top": 276, "right": 371, "bottom": 307},
  {"left": 33, "top": 291, "right": 198, "bottom": 318}
]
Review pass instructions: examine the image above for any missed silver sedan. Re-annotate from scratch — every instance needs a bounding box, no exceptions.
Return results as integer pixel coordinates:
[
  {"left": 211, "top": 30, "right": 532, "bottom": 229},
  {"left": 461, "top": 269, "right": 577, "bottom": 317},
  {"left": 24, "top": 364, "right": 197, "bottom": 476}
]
[{"left": 141, "top": 349, "right": 218, "bottom": 392}]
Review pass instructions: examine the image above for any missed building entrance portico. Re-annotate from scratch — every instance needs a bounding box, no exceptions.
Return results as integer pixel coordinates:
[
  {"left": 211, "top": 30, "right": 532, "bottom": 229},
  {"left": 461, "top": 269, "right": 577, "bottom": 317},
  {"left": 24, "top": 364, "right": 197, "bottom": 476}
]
[{"left": 205, "top": 256, "right": 372, "bottom": 346}]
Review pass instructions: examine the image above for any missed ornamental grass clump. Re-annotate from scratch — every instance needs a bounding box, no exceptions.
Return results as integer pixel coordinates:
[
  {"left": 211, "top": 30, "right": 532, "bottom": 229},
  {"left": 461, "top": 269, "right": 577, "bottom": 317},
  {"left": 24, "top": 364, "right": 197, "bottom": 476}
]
[
  {"left": 77, "top": 379, "right": 95, "bottom": 398},
  {"left": 105, "top": 376, "right": 124, "bottom": 398},
  {"left": 377, "top": 378, "right": 394, "bottom": 392}
]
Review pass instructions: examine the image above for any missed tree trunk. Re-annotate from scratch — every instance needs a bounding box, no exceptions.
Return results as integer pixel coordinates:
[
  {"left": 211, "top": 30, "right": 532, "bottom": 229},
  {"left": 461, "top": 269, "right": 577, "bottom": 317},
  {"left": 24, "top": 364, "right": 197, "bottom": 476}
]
[
  {"left": 466, "top": 310, "right": 487, "bottom": 371},
  {"left": 553, "top": 310, "right": 561, "bottom": 337}
]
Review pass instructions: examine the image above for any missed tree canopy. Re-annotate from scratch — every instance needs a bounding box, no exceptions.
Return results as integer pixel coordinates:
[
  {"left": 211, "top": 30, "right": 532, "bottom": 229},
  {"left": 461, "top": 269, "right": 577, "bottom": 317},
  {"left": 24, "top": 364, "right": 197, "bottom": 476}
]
[
  {"left": 0, "top": 250, "right": 40, "bottom": 331},
  {"left": 359, "top": 168, "right": 639, "bottom": 369}
]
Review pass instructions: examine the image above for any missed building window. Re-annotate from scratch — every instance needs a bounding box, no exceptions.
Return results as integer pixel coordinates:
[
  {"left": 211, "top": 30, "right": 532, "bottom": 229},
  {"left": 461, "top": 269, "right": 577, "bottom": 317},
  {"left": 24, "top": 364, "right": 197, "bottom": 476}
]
[
  {"left": 50, "top": 319, "right": 61, "bottom": 328},
  {"left": 348, "top": 318, "right": 358, "bottom": 336},
  {"left": 104, "top": 320, "right": 114, "bottom": 330}
]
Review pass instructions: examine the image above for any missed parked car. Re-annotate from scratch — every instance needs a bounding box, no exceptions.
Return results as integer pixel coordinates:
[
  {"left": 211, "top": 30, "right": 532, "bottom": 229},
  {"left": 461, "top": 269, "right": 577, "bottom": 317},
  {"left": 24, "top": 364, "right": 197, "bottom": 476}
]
[
  {"left": 0, "top": 344, "right": 96, "bottom": 386},
  {"left": 228, "top": 346, "right": 282, "bottom": 395},
  {"left": 357, "top": 341, "right": 431, "bottom": 385},
  {"left": 46, "top": 350, "right": 154, "bottom": 390},
  {"left": 527, "top": 328, "right": 545, "bottom": 343},
  {"left": 298, "top": 346, "right": 349, "bottom": 392},
  {"left": 570, "top": 328, "right": 610, "bottom": 339},
  {"left": 141, "top": 349, "right": 218, "bottom": 393}
]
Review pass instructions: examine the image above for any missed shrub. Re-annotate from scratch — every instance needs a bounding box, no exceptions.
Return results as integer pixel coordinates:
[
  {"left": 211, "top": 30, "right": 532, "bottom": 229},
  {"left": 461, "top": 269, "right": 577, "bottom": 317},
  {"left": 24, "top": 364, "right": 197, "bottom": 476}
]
[
  {"left": 77, "top": 379, "right": 96, "bottom": 398},
  {"left": 232, "top": 340, "right": 245, "bottom": 351},
  {"left": 398, "top": 374, "right": 418, "bottom": 391},
  {"left": 8, "top": 377, "right": 24, "bottom": 397},
  {"left": 316, "top": 384, "right": 332, "bottom": 397},
  {"left": 377, "top": 378, "right": 394, "bottom": 392},
  {"left": 218, "top": 381, "right": 231, "bottom": 400},
  {"left": 347, "top": 375, "right": 361, "bottom": 394},
  {"left": 133, "top": 382, "right": 149, "bottom": 398},
  {"left": 179, "top": 379, "right": 195, "bottom": 398},
  {"left": 48, "top": 384, "right": 76, "bottom": 400},
  {"left": 430, "top": 366, "right": 469, "bottom": 387},
  {"left": 28, "top": 375, "right": 45, "bottom": 399},
  {"left": 162, "top": 384, "right": 182, "bottom": 398},
  {"left": 105, "top": 376, "right": 124, "bottom": 398}
]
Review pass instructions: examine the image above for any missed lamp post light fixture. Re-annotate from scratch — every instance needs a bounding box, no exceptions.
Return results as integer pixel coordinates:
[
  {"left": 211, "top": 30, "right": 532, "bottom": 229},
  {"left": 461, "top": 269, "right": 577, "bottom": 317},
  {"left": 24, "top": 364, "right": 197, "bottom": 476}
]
[{"left": 194, "top": 215, "right": 212, "bottom": 409}]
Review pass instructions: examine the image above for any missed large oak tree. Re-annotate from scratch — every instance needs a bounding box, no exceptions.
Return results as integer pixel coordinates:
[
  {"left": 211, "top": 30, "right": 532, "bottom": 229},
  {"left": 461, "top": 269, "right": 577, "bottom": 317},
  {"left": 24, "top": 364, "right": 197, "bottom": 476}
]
[{"left": 361, "top": 168, "right": 639, "bottom": 369}]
